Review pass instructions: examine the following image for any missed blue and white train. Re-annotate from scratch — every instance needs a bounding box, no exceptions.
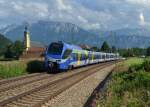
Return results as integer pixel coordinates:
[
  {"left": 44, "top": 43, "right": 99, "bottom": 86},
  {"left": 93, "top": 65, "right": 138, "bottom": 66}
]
[{"left": 44, "top": 41, "right": 119, "bottom": 71}]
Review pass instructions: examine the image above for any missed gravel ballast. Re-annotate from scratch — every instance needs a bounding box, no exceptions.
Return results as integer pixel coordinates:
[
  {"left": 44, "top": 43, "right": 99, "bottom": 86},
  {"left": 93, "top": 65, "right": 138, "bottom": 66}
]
[{"left": 42, "top": 64, "right": 115, "bottom": 107}]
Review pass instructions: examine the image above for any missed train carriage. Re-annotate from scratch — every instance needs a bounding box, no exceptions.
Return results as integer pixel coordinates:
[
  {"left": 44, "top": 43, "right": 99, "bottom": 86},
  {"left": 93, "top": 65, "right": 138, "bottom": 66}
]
[{"left": 44, "top": 41, "right": 119, "bottom": 72}]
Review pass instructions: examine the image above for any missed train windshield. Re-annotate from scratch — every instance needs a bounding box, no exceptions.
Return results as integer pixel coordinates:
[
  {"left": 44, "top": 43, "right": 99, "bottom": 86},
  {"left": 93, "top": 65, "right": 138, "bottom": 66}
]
[{"left": 48, "top": 43, "right": 63, "bottom": 55}]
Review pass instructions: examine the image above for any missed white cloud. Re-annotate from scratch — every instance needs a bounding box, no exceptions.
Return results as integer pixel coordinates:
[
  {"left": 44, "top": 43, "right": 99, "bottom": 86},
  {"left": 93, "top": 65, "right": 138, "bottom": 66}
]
[
  {"left": 0, "top": 0, "right": 5, "bottom": 4},
  {"left": 139, "top": 12, "right": 145, "bottom": 26},
  {"left": 77, "top": 16, "right": 88, "bottom": 23},
  {"left": 11, "top": 1, "right": 49, "bottom": 18},
  {"left": 126, "top": 0, "right": 150, "bottom": 4},
  {"left": 56, "top": 0, "right": 72, "bottom": 11},
  {"left": 126, "top": 0, "right": 150, "bottom": 8},
  {"left": 0, "top": 0, "right": 150, "bottom": 30},
  {"left": 89, "top": 23, "right": 100, "bottom": 29}
]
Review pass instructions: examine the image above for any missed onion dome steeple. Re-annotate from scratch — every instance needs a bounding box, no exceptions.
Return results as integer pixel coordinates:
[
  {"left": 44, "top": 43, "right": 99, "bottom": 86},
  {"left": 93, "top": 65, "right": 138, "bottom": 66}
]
[{"left": 24, "top": 26, "right": 30, "bottom": 51}]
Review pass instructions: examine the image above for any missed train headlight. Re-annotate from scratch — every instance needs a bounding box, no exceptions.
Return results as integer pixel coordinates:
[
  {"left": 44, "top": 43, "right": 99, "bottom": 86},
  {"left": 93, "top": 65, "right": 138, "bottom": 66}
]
[
  {"left": 48, "top": 57, "right": 55, "bottom": 62},
  {"left": 48, "top": 61, "right": 54, "bottom": 68},
  {"left": 56, "top": 60, "right": 61, "bottom": 63}
]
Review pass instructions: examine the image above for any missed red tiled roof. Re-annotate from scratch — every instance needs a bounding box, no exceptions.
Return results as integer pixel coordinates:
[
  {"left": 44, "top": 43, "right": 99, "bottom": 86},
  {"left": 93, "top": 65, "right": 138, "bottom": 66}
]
[{"left": 27, "top": 47, "right": 45, "bottom": 53}]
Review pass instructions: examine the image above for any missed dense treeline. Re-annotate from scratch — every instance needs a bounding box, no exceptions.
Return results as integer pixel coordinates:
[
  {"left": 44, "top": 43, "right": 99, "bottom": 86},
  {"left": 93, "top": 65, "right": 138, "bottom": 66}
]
[
  {"left": 90, "top": 41, "right": 150, "bottom": 57},
  {"left": 118, "top": 48, "right": 146, "bottom": 57},
  {"left": 0, "top": 33, "right": 24, "bottom": 60},
  {"left": 0, "top": 33, "right": 150, "bottom": 60}
]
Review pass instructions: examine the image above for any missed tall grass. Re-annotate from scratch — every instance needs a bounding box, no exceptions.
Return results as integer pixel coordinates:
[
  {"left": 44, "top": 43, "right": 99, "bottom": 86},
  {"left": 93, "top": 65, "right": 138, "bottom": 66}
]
[
  {"left": 97, "top": 58, "right": 150, "bottom": 107},
  {"left": 0, "top": 60, "right": 44, "bottom": 78},
  {"left": 124, "top": 57, "right": 144, "bottom": 66},
  {"left": 0, "top": 61, "right": 27, "bottom": 78}
]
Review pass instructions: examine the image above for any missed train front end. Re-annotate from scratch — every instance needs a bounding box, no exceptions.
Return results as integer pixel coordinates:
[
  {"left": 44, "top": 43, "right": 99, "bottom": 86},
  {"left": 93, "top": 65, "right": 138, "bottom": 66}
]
[
  {"left": 45, "top": 42, "right": 64, "bottom": 72},
  {"left": 45, "top": 42, "right": 72, "bottom": 72}
]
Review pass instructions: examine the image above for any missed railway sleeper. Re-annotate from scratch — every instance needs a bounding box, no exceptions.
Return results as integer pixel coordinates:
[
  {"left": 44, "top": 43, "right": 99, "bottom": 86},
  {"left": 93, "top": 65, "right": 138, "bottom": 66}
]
[
  {"left": 9, "top": 101, "right": 29, "bottom": 107},
  {"left": 43, "top": 102, "right": 51, "bottom": 106},
  {"left": 17, "top": 99, "right": 34, "bottom": 104},
  {"left": 22, "top": 97, "right": 46, "bottom": 101},
  {"left": 29, "top": 94, "right": 48, "bottom": 98}
]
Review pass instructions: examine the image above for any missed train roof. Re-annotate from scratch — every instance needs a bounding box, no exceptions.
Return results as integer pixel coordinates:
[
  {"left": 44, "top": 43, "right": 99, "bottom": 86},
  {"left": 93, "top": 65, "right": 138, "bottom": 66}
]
[
  {"left": 50, "top": 42, "right": 118, "bottom": 55},
  {"left": 59, "top": 41, "right": 82, "bottom": 50}
]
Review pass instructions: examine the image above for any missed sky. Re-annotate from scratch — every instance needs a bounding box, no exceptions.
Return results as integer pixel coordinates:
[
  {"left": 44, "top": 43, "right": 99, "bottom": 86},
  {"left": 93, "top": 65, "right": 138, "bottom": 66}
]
[{"left": 0, "top": 0, "right": 150, "bottom": 30}]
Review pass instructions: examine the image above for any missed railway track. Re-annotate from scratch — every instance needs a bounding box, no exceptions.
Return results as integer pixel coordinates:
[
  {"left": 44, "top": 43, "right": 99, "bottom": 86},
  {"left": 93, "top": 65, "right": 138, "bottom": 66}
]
[
  {"left": 0, "top": 61, "right": 116, "bottom": 107},
  {"left": 0, "top": 63, "right": 99, "bottom": 96},
  {"left": 0, "top": 73, "right": 43, "bottom": 85},
  {"left": 0, "top": 63, "right": 105, "bottom": 104},
  {"left": 0, "top": 73, "right": 52, "bottom": 93}
]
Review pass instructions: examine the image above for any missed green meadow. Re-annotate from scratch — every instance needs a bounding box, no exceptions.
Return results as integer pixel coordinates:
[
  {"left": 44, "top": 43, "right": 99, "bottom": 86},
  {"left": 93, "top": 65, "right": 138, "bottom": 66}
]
[
  {"left": 124, "top": 57, "right": 144, "bottom": 66},
  {"left": 97, "top": 57, "right": 150, "bottom": 107},
  {"left": 0, "top": 59, "right": 44, "bottom": 79}
]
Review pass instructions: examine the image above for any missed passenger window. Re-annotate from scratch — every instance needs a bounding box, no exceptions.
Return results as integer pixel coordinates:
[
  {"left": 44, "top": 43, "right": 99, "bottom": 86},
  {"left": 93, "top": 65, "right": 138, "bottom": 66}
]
[
  {"left": 72, "top": 53, "right": 75, "bottom": 60},
  {"left": 72, "top": 53, "right": 78, "bottom": 60},
  {"left": 89, "top": 54, "right": 92, "bottom": 60},
  {"left": 82, "top": 54, "right": 86, "bottom": 60},
  {"left": 62, "top": 49, "right": 72, "bottom": 59},
  {"left": 102, "top": 55, "right": 105, "bottom": 59}
]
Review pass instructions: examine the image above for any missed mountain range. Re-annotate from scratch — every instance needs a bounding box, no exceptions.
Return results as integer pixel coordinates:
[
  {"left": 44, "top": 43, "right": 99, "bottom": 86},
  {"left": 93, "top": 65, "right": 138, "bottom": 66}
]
[{"left": 0, "top": 20, "right": 150, "bottom": 48}]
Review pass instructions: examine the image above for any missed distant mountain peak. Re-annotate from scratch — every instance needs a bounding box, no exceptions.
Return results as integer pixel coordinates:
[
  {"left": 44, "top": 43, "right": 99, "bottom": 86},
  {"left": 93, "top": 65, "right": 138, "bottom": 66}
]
[{"left": 0, "top": 20, "right": 150, "bottom": 48}]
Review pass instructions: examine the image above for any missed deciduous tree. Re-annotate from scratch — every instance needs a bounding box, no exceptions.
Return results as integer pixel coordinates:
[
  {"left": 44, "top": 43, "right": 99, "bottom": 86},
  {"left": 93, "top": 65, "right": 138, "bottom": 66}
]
[{"left": 101, "top": 41, "right": 110, "bottom": 52}]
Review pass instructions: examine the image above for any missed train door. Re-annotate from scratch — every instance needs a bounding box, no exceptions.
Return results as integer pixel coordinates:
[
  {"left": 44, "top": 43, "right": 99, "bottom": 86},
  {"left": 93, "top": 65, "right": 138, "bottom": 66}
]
[
  {"left": 102, "top": 53, "right": 106, "bottom": 62},
  {"left": 88, "top": 53, "right": 92, "bottom": 64},
  {"left": 84, "top": 51, "right": 89, "bottom": 65},
  {"left": 100, "top": 53, "right": 102, "bottom": 62},
  {"left": 77, "top": 52, "right": 81, "bottom": 66},
  {"left": 62, "top": 49, "right": 72, "bottom": 69}
]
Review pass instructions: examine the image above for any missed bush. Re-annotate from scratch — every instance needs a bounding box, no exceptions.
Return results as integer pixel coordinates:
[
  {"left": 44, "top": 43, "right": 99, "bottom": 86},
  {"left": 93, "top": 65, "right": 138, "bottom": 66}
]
[
  {"left": 128, "top": 64, "right": 142, "bottom": 73},
  {"left": 26, "top": 60, "right": 44, "bottom": 73},
  {"left": 142, "top": 58, "right": 150, "bottom": 72}
]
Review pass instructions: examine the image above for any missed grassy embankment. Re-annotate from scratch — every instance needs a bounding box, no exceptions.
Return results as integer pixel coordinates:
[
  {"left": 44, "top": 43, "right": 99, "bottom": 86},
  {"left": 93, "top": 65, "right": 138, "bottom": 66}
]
[
  {"left": 97, "top": 57, "right": 150, "bottom": 107},
  {"left": 0, "top": 59, "right": 44, "bottom": 79}
]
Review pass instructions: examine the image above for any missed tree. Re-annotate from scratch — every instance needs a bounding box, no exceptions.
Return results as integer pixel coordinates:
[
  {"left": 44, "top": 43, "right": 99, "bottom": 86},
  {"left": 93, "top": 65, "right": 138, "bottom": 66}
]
[
  {"left": 101, "top": 41, "right": 110, "bottom": 52},
  {"left": 146, "top": 47, "right": 150, "bottom": 56},
  {"left": 13, "top": 40, "right": 24, "bottom": 58},
  {"left": 91, "top": 46, "right": 99, "bottom": 51},
  {"left": 118, "top": 48, "right": 146, "bottom": 57},
  {"left": 111, "top": 46, "right": 117, "bottom": 53},
  {"left": 4, "top": 40, "right": 24, "bottom": 59},
  {"left": 4, "top": 44, "right": 14, "bottom": 58}
]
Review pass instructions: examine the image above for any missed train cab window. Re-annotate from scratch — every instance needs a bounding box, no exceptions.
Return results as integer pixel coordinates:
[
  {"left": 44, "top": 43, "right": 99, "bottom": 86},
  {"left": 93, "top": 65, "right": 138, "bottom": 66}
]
[
  {"left": 48, "top": 43, "right": 63, "bottom": 55},
  {"left": 62, "top": 49, "right": 72, "bottom": 59}
]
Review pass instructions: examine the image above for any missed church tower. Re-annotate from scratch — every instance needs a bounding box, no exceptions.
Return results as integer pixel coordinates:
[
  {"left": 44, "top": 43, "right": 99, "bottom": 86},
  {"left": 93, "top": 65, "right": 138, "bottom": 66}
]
[{"left": 24, "top": 26, "right": 30, "bottom": 51}]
